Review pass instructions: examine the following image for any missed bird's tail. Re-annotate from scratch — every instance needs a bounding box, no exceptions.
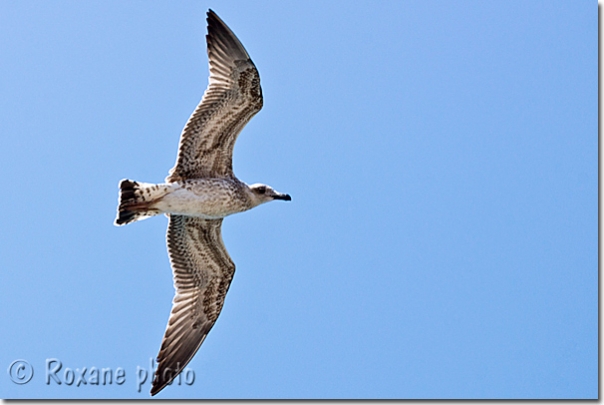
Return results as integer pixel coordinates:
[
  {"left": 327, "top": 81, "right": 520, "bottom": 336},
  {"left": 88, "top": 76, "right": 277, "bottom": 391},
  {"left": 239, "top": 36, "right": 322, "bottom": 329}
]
[{"left": 114, "top": 179, "right": 165, "bottom": 226}]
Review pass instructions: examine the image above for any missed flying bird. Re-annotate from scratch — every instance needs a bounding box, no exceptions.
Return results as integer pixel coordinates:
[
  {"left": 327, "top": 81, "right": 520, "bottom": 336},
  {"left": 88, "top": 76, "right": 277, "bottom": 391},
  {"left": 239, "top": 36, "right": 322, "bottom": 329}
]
[{"left": 114, "top": 10, "right": 290, "bottom": 396}]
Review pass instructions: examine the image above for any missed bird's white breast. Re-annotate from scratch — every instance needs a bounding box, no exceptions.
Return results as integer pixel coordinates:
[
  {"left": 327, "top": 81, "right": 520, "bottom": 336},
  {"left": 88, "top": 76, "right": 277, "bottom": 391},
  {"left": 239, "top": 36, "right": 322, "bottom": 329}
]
[{"left": 152, "top": 179, "right": 250, "bottom": 219}]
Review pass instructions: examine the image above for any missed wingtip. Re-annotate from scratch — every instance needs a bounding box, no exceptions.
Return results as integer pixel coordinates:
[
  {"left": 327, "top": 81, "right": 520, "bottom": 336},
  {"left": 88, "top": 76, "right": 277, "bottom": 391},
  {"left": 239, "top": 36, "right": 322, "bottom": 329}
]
[
  {"left": 205, "top": 8, "right": 251, "bottom": 62},
  {"left": 150, "top": 384, "right": 161, "bottom": 397},
  {"left": 206, "top": 9, "right": 223, "bottom": 28},
  {"left": 149, "top": 364, "right": 170, "bottom": 397}
]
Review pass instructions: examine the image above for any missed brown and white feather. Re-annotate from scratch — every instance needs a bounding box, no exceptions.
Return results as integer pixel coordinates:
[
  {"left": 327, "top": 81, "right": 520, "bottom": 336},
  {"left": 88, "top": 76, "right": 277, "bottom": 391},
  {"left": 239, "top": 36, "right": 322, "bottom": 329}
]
[
  {"left": 151, "top": 215, "right": 235, "bottom": 396},
  {"left": 167, "top": 10, "right": 263, "bottom": 182}
]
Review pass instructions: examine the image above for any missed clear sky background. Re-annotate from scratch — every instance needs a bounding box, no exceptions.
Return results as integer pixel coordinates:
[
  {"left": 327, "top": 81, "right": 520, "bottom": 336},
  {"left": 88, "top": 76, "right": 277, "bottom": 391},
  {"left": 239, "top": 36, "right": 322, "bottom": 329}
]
[{"left": 0, "top": 0, "right": 597, "bottom": 400}]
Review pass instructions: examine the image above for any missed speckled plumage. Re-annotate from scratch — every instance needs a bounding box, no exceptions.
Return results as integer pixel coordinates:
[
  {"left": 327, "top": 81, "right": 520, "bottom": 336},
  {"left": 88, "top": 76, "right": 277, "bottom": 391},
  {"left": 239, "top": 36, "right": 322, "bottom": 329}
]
[{"left": 114, "top": 10, "right": 290, "bottom": 396}]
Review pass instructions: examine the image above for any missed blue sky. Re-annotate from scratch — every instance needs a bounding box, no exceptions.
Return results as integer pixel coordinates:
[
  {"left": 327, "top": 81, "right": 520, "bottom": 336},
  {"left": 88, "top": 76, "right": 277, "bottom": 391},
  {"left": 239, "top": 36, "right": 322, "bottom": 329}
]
[{"left": 0, "top": 0, "right": 597, "bottom": 400}]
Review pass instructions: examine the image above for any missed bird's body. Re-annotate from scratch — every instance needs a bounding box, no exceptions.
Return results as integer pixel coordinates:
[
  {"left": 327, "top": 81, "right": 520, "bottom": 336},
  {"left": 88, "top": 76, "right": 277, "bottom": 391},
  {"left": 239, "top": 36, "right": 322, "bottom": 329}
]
[
  {"left": 117, "top": 178, "right": 254, "bottom": 221},
  {"left": 114, "top": 10, "right": 290, "bottom": 396},
  {"left": 155, "top": 179, "right": 253, "bottom": 218}
]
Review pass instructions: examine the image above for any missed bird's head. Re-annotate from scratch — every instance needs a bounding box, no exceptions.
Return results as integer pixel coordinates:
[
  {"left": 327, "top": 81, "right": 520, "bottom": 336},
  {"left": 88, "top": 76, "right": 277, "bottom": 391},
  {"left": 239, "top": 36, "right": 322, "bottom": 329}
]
[{"left": 248, "top": 183, "right": 291, "bottom": 206}]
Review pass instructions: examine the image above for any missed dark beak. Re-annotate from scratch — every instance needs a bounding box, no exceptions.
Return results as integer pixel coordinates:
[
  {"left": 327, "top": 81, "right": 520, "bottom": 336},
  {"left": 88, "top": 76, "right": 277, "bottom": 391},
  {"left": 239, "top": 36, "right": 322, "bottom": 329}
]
[{"left": 273, "top": 193, "right": 292, "bottom": 201}]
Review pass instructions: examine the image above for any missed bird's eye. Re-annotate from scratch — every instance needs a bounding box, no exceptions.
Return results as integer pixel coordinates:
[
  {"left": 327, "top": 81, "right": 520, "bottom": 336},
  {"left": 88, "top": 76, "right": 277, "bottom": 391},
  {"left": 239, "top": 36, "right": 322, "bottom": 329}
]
[{"left": 257, "top": 186, "right": 266, "bottom": 194}]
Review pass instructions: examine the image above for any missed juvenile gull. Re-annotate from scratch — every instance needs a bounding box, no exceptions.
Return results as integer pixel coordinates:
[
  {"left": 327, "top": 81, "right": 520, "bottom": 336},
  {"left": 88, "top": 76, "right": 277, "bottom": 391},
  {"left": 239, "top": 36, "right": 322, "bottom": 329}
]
[{"left": 114, "top": 10, "right": 290, "bottom": 396}]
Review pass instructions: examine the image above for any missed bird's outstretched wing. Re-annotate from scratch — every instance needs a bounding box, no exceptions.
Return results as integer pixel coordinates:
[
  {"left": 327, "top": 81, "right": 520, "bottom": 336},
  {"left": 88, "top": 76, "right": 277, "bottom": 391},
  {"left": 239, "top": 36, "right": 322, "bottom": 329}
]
[
  {"left": 167, "top": 9, "right": 263, "bottom": 182},
  {"left": 151, "top": 215, "right": 235, "bottom": 396}
]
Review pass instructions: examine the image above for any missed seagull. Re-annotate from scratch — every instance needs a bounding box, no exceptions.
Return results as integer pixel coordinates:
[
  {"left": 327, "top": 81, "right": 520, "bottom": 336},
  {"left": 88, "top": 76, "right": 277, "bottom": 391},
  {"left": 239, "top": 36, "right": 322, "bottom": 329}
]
[{"left": 114, "top": 10, "right": 290, "bottom": 396}]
